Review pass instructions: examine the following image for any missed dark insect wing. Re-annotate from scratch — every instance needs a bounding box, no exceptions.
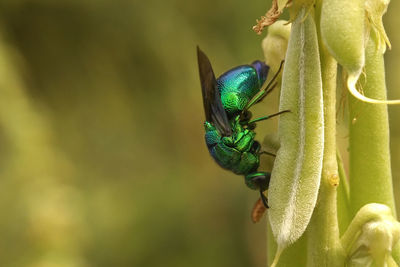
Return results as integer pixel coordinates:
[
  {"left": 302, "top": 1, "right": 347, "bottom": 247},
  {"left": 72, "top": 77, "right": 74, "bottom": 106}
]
[{"left": 197, "top": 46, "right": 232, "bottom": 136}]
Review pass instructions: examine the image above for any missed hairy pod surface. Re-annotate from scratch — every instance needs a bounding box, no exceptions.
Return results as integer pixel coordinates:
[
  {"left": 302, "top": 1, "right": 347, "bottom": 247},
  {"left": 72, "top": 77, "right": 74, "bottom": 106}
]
[{"left": 268, "top": 8, "right": 324, "bottom": 254}]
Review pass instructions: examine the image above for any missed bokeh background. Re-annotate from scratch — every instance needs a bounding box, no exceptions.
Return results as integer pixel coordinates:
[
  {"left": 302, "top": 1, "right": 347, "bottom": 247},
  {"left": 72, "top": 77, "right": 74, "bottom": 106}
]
[{"left": 0, "top": 1, "right": 399, "bottom": 266}]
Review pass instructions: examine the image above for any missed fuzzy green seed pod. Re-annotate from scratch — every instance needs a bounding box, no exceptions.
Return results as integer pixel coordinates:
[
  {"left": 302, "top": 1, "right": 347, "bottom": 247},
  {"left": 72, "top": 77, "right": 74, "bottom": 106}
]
[
  {"left": 320, "top": 0, "right": 366, "bottom": 75},
  {"left": 321, "top": 0, "right": 400, "bottom": 104},
  {"left": 268, "top": 9, "right": 324, "bottom": 265}
]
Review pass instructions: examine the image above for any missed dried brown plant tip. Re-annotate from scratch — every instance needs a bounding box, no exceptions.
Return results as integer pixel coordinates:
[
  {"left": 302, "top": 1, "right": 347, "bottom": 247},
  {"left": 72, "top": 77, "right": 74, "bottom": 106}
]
[
  {"left": 252, "top": 0, "right": 290, "bottom": 34},
  {"left": 251, "top": 198, "right": 267, "bottom": 223}
]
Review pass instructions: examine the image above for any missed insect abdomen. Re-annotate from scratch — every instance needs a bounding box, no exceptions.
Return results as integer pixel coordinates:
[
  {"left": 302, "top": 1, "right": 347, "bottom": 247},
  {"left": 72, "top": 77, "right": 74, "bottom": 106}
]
[{"left": 204, "top": 123, "right": 260, "bottom": 175}]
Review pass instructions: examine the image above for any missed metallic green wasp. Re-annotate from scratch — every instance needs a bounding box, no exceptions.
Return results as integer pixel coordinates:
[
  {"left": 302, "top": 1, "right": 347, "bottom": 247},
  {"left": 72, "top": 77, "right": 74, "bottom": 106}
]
[{"left": 197, "top": 47, "right": 288, "bottom": 208}]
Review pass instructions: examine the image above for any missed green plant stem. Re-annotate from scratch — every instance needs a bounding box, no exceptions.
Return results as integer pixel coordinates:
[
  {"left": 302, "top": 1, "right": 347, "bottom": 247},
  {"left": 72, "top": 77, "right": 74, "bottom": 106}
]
[
  {"left": 336, "top": 150, "right": 351, "bottom": 236},
  {"left": 349, "top": 34, "right": 399, "bottom": 263},
  {"left": 348, "top": 37, "right": 396, "bottom": 216},
  {"left": 306, "top": 39, "right": 344, "bottom": 266},
  {"left": 307, "top": 4, "right": 344, "bottom": 263}
]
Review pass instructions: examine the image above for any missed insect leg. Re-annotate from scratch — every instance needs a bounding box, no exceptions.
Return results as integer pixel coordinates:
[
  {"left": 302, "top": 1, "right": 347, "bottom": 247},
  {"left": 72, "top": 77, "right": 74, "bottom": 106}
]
[
  {"left": 252, "top": 141, "right": 276, "bottom": 157},
  {"left": 258, "top": 151, "right": 276, "bottom": 157},
  {"left": 259, "top": 190, "right": 269, "bottom": 208},
  {"left": 246, "top": 109, "right": 290, "bottom": 124}
]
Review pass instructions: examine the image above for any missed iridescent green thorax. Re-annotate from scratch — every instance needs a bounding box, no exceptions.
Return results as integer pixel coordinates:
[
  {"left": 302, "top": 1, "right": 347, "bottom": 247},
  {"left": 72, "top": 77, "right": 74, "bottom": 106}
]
[{"left": 217, "top": 61, "right": 268, "bottom": 116}]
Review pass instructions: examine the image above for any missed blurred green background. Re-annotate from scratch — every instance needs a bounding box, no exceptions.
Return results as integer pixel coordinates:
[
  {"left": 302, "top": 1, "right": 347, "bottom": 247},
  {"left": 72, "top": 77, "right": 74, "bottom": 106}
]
[{"left": 0, "top": 1, "right": 398, "bottom": 266}]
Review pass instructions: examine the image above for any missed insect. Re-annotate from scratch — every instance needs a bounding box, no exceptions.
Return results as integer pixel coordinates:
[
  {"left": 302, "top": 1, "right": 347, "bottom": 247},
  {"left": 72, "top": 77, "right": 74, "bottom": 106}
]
[{"left": 197, "top": 46, "right": 288, "bottom": 209}]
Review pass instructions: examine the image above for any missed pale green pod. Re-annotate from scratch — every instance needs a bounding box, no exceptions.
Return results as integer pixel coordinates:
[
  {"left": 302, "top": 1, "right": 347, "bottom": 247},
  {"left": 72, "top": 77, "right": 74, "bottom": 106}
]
[
  {"left": 321, "top": 0, "right": 400, "bottom": 104},
  {"left": 320, "top": 0, "right": 365, "bottom": 75},
  {"left": 268, "top": 9, "right": 324, "bottom": 264},
  {"left": 320, "top": 0, "right": 366, "bottom": 103}
]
